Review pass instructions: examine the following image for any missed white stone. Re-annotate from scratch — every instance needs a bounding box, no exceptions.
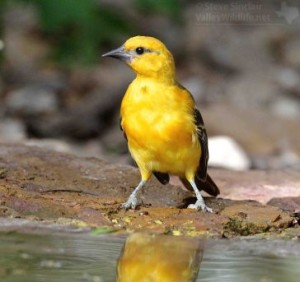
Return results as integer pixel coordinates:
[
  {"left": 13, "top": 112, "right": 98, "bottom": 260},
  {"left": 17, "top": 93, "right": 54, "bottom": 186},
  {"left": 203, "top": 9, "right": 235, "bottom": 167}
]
[{"left": 208, "top": 136, "right": 251, "bottom": 170}]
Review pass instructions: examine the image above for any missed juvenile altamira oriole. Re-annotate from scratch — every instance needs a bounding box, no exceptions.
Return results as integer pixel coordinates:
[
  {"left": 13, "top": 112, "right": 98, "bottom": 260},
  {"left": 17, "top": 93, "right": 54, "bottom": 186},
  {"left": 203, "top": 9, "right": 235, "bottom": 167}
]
[{"left": 103, "top": 36, "right": 219, "bottom": 212}]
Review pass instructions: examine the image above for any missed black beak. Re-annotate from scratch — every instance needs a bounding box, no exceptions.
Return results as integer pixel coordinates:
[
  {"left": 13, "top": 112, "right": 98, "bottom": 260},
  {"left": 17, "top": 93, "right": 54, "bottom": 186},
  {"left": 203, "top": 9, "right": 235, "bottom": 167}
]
[{"left": 102, "top": 45, "right": 131, "bottom": 62}]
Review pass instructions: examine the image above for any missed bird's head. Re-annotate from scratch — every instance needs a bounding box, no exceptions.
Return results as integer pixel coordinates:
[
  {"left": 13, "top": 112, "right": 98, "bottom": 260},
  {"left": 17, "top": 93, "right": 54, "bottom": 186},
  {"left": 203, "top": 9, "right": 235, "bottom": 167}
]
[{"left": 102, "top": 36, "right": 175, "bottom": 82}]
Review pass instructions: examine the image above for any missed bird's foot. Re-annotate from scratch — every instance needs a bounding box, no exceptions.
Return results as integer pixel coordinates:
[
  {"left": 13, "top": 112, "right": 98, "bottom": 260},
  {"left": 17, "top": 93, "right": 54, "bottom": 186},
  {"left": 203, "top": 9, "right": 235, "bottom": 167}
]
[
  {"left": 188, "top": 200, "right": 213, "bottom": 213},
  {"left": 121, "top": 194, "right": 142, "bottom": 210}
]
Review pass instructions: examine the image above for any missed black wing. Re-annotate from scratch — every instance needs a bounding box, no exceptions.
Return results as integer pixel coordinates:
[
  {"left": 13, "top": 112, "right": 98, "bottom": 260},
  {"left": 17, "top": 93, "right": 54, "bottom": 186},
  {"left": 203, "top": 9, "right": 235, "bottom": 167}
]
[
  {"left": 153, "top": 171, "right": 170, "bottom": 185},
  {"left": 194, "top": 109, "right": 208, "bottom": 181},
  {"left": 120, "top": 117, "right": 127, "bottom": 141},
  {"left": 177, "top": 85, "right": 219, "bottom": 195}
]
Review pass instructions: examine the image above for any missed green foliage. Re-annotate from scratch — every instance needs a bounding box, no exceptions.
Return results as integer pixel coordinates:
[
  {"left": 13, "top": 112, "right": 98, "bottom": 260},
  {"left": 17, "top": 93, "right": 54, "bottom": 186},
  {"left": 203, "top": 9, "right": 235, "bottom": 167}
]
[
  {"left": 0, "top": 0, "right": 181, "bottom": 67},
  {"left": 9, "top": 0, "right": 132, "bottom": 66},
  {"left": 134, "top": 0, "right": 181, "bottom": 19}
]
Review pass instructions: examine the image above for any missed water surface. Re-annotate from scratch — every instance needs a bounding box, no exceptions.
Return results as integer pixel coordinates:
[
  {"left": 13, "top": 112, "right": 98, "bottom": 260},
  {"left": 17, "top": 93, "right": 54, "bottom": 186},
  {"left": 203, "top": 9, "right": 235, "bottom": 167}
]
[{"left": 0, "top": 231, "right": 299, "bottom": 282}]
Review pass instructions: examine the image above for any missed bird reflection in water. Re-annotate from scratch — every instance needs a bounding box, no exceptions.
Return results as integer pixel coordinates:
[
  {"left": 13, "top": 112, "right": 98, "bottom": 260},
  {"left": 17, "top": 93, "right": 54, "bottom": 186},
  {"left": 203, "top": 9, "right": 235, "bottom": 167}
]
[{"left": 116, "top": 232, "right": 203, "bottom": 282}]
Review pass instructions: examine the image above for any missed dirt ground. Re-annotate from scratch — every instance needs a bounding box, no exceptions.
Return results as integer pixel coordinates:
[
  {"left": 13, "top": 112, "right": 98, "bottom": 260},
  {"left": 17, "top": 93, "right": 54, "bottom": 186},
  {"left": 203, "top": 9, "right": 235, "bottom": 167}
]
[{"left": 0, "top": 143, "right": 299, "bottom": 238}]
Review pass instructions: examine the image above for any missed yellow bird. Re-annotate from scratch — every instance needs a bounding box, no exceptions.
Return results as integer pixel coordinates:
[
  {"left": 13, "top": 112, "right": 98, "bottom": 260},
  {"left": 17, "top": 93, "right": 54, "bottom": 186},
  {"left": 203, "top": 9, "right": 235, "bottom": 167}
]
[
  {"left": 116, "top": 232, "right": 203, "bottom": 282},
  {"left": 103, "top": 36, "right": 219, "bottom": 212}
]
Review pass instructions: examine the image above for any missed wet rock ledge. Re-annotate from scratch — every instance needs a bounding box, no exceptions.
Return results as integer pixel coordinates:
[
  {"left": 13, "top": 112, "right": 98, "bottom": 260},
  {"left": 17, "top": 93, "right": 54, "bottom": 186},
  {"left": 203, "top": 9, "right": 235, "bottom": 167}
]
[{"left": 0, "top": 143, "right": 299, "bottom": 238}]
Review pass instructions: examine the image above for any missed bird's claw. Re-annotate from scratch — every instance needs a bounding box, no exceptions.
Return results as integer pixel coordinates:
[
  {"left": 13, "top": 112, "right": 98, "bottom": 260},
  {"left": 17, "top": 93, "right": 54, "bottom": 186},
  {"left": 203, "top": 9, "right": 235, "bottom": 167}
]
[
  {"left": 188, "top": 201, "right": 213, "bottom": 213},
  {"left": 121, "top": 195, "right": 141, "bottom": 210}
]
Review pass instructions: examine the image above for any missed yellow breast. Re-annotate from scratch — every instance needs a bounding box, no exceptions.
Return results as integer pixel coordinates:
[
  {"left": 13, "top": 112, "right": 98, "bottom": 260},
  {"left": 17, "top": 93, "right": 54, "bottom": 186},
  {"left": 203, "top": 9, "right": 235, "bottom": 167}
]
[{"left": 121, "top": 78, "right": 200, "bottom": 177}]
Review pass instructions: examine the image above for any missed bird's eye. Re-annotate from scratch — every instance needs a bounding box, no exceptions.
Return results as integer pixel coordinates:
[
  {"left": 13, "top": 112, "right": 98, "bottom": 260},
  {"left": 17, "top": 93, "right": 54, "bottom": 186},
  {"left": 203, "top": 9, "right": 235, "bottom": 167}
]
[{"left": 135, "top": 47, "right": 145, "bottom": 55}]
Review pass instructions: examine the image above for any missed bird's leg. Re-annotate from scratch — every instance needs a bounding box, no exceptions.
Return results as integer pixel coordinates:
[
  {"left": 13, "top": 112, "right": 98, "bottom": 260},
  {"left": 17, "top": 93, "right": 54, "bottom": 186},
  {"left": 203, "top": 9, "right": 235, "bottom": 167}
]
[
  {"left": 188, "top": 180, "right": 213, "bottom": 213},
  {"left": 122, "top": 180, "right": 147, "bottom": 210}
]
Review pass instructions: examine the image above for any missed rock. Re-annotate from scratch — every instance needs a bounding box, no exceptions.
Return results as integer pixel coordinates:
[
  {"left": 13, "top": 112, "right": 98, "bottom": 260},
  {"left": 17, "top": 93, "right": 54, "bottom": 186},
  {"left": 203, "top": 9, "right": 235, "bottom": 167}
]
[
  {"left": 68, "top": 139, "right": 106, "bottom": 159},
  {"left": 267, "top": 197, "right": 300, "bottom": 212},
  {"left": 5, "top": 86, "right": 58, "bottom": 115},
  {"left": 208, "top": 169, "right": 300, "bottom": 204},
  {"left": 0, "top": 143, "right": 295, "bottom": 237},
  {"left": 201, "top": 103, "right": 300, "bottom": 159},
  {"left": 0, "top": 118, "right": 26, "bottom": 141},
  {"left": 183, "top": 14, "right": 285, "bottom": 72},
  {"left": 270, "top": 96, "right": 300, "bottom": 119},
  {"left": 25, "top": 87, "right": 124, "bottom": 139},
  {"left": 208, "top": 136, "right": 251, "bottom": 170},
  {"left": 265, "top": 147, "right": 300, "bottom": 170},
  {"left": 0, "top": 218, "right": 90, "bottom": 233},
  {"left": 0, "top": 143, "right": 192, "bottom": 225},
  {"left": 224, "top": 73, "right": 279, "bottom": 109},
  {"left": 221, "top": 202, "right": 292, "bottom": 236},
  {"left": 276, "top": 68, "right": 300, "bottom": 91},
  {"left": 24, "top": 139, "right": 73, "bottom": 154}
]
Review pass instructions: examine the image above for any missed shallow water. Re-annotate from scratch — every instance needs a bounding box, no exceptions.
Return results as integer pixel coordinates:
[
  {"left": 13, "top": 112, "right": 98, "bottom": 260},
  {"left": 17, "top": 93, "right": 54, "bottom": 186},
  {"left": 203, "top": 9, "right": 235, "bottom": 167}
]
[{"left": 0, "top": 231, "right": 299, "bottom": 282}]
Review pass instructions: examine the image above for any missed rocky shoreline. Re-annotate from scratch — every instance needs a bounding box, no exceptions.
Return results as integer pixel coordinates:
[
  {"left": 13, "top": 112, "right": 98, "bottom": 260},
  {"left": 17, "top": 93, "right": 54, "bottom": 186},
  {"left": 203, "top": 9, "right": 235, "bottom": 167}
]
[{"left": 0, "top": 143, "right": 298, "bottom": 238}]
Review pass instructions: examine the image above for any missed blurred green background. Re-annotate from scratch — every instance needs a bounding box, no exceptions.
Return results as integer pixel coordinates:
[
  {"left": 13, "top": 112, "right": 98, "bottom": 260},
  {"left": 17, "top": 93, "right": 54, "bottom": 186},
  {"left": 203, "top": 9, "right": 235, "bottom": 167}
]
[{"left": 0, "top": 0, "right": 181, "bottom": 66}]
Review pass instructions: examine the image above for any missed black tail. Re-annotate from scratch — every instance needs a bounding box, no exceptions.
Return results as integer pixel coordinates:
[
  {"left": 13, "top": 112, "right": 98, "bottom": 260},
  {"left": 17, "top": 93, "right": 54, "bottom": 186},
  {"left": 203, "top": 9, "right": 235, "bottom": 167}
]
[{"left": 180, "top": 173, "right": 220, "bottom": 197}]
